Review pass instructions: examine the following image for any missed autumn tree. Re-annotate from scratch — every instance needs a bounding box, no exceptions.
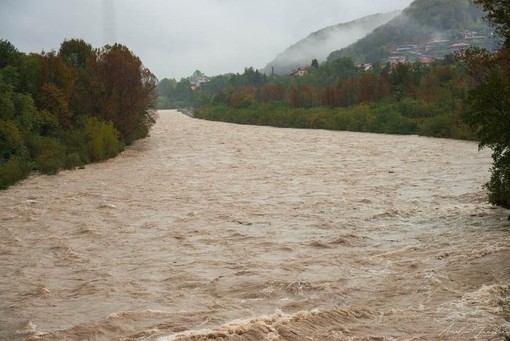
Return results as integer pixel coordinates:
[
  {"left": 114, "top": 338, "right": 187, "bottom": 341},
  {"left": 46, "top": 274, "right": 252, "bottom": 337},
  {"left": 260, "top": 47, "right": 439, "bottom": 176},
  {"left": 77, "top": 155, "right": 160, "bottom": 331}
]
[
  {"left": 289, "top": 84, "right": 315, "bottom": 108},
  {"left": 227, "top": 86, "right": 256, "bottom": 108},
  {"left": 37, "top": 82, "right": 72, "bottom": 128},
  {"left": 321, "top": 85, "right": 339, "bottom": 107},
  {"left": 0, "top": 40, "right": 21, "bottom": 69},
  {"left": 260, "top": 83, "right": 286, "bottom": 102},
  {"left": 94, "top": 44, "right": 157, "bottom": 143}
]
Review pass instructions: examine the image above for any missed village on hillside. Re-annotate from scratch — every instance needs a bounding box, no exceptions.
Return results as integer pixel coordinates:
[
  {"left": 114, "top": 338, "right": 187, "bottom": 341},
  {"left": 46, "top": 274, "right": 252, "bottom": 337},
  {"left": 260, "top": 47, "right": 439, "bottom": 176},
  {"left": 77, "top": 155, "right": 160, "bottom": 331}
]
[
  {"left": 385, "top": 29, "right": 494, "bottom": 66},
  {"left": 187, "top": 29, "right": 498, "bottom": 86},
  {"left": 288, "top": 29, "right": 496, "bottom": 76}
]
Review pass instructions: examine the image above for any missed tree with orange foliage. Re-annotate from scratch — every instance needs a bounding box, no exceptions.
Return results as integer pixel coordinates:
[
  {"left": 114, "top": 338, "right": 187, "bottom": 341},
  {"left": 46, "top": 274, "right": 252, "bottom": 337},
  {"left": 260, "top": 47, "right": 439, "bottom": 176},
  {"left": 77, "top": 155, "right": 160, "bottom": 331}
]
[{"left": 94, "top": 44, "right": 157, "bottom": 144}]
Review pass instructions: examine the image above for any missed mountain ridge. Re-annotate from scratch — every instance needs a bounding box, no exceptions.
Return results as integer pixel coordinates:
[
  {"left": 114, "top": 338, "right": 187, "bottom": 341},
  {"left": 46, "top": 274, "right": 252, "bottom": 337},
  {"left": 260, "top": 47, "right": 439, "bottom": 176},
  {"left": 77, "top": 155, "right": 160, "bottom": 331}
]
[{"left": 260, "top": 11, "right": 401, "bottom": 75}]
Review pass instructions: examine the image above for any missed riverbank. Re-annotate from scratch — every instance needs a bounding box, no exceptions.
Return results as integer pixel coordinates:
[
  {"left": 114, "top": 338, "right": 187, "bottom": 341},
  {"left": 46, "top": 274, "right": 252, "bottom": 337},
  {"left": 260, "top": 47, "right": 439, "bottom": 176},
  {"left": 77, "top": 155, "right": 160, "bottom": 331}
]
[{"left": 193, "top": 101, "right": 475, "bottom": 140}]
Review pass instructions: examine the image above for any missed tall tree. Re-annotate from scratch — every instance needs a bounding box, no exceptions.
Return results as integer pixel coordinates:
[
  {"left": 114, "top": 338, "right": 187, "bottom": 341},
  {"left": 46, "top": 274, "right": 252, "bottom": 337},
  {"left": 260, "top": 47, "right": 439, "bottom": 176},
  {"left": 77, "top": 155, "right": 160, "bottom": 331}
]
[
  {"left": 465, "top": 0, "right": 510, "bottom": 212},
  {"left": 471, "top": 0, "right": 510, "bottom": 46},
  {"left": 0, "top": 40, "right": 21, "bottom": 69},
  {"left": 58, "top": 39, "right": 93, "bottom": 69},
  {"left": 94, "top": 44, "right": 157, "bottom": 143}
]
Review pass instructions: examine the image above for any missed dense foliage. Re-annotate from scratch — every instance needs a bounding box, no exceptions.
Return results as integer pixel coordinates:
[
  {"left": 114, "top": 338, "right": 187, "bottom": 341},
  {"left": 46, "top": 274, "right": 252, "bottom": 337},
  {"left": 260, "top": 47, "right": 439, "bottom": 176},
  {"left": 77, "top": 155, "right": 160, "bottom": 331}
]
[
  {"left": 192, "top": 57, "right": 473, "bottom": 140},
  {"left": 465, "top": 0, "right": 510, "bottom": 209},
  {"left": 0, "top": 39, "right": 157, "bottom": 189}
]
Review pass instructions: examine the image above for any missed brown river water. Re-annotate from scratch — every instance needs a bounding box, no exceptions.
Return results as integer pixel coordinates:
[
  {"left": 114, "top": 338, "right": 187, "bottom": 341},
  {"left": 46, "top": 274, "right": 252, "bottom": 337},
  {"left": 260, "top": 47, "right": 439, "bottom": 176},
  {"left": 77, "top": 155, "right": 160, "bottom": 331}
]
[{"left": 1, "top": 110, "right": 509, "bottom": 340}]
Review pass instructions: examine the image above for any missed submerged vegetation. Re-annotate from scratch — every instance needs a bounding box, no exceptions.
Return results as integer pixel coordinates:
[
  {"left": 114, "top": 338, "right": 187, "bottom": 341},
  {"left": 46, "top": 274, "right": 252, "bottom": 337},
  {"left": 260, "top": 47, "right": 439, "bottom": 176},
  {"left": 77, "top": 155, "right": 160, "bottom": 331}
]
[{"left": 0, "top": 39, "right": 157, "bottom": 189}]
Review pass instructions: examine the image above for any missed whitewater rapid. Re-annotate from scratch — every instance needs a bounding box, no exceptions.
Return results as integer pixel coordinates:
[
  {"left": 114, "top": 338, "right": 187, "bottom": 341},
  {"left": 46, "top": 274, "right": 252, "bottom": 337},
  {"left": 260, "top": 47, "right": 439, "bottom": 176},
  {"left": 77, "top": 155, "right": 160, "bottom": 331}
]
[{"left": 1, "top": 110, "right": 509, "bottom": 340}]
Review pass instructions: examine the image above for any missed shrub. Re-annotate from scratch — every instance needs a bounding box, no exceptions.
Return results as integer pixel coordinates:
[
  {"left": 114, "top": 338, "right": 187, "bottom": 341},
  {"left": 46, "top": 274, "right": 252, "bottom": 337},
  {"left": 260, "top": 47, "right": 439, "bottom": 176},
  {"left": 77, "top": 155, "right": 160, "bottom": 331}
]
[
  {"left": 0, "top": 119, "right": 25, "bottom": 160},
  {"left": 80, "top": 116, "right": 123, "bottom": 162},
  {"left": 0, "top": 157, "right": 31, "bottom": 189},
  {"left": 28, "top": 136, "right": 66, "bottom": 174},
  {"left": 419, "top": 114, "right": 454, "bottom": 138},
  {"left": 64, "top": 152, "right": 84, "bottom": 169}
]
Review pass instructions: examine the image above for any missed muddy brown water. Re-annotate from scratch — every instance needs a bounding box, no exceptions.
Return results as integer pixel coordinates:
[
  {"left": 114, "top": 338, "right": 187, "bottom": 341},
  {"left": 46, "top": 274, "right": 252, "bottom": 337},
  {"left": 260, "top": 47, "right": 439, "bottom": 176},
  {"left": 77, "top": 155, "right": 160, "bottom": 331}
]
[{"left": 1, "top": 110, "right": 509, "bottom": 340}]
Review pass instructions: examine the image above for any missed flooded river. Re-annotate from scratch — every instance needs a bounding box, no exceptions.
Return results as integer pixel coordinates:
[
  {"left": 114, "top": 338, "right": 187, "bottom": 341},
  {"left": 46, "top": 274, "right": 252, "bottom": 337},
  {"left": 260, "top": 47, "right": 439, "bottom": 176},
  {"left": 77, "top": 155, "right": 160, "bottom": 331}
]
[{"left": 1, "top": 110, "right": 509, "bottom": 340}]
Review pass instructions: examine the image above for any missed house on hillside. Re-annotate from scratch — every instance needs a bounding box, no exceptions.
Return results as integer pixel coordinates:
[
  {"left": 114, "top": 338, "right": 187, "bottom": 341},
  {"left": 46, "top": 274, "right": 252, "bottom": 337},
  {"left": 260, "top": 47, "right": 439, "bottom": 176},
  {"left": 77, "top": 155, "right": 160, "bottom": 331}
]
[
  {"left": 190, "top": 78, "right": 209, "bottom": 91},
  {"left": 388, "top": 56, "right": 407, "bottom": 65},
  {"left": 425, "top": 39, "right": 450, "bottom": 52},
  {"left": 356, "top": 63, "right": 373, "bottom": 71},
  {"left": 449, "top": 42, "right": 471, "bottom": 53},
  {"left": 289, "top": 67, "right": 306, "bottom": 77},
  {"left": 460, "top": 30, "right": 478, "bottom": 39},
  {"left": 417, "top": 56, "right": 435, "bottom": 65},
  {"left": 396, "top": 44, "right": 418, "bottom": 53}
]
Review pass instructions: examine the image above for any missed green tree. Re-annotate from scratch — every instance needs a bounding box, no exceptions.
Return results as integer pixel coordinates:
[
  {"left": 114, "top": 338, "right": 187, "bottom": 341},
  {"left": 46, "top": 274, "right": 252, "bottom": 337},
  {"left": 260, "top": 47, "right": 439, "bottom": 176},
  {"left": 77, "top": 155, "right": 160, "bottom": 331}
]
[
  {"left": 471, "top": 0, "right": 510, "bottom": 46},
  {"left": 58, "top": 39, "right": 93, "bottom": 69},
  {"left": 0, "top": 40, "right": 21, "bottom": 69},
  {"left": 0, "top": 120, "right": 24, "bottom": 160},
  {"left": 157, "top": 78, "right": 177, "bottom": 98},
  {"left": 465, "top": 0, "right": 510, "bottom": 212}
]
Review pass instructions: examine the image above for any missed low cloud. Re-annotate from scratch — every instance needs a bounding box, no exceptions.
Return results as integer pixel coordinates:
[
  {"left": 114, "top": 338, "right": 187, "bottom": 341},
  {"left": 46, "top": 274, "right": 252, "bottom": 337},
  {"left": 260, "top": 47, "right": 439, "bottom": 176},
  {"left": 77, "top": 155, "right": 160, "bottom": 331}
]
[{"left": 0, "top": 0, "right": 413, "bottom": 79}]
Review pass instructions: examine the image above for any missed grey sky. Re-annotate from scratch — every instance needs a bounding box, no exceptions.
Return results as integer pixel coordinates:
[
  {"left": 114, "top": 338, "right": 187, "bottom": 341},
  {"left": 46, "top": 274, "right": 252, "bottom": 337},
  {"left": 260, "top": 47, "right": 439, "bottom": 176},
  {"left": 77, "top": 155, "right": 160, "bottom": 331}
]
[{"left": 0, "top": 0, "right": 413, "bottom": 80}]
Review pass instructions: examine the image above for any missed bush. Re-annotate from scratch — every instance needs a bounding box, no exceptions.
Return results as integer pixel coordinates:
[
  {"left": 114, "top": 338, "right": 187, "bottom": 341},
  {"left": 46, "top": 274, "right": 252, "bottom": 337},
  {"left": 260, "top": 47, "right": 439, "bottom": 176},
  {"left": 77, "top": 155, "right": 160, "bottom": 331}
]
[
  {"left": 420, "top": 113, "right": 454, "bottom": 138},
  {"left": 486, "top": 147, "right": 510, "bottom": 208},
  {"left": 0, "top": 119, "right": 25, "bottom": 160},
  {"left": 64, "top": 152, "right": 84, "bottom": 169},
  {"left": 27, "top": 136, "right": 66, "bottom": 174},
  {"left": 60, "top": 128, "right": 89, "bottom": 164},
  {"left": 370, "top": 105, "right": 418, "bottom": 134},
  {"left": 80, "top": 116, "right": 123, "bottom": 162},
  {"left": 0, "top": 157, "right": 31, "bottom": 189}
]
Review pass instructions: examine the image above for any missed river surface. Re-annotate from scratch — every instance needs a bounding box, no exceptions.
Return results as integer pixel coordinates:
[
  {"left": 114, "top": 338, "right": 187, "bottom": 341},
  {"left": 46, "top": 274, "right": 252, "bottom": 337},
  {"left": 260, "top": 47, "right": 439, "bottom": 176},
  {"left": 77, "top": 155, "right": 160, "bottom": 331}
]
[{"left": 1, "top": 110, "right": 509, "bottom": 340}]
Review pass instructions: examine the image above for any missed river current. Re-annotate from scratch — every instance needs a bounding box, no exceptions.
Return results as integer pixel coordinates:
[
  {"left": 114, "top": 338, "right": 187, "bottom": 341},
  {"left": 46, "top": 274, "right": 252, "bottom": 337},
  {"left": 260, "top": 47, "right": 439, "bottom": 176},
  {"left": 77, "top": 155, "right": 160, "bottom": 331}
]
[{"left": 1, "top": 110, "right": 509, "bottom": 340}]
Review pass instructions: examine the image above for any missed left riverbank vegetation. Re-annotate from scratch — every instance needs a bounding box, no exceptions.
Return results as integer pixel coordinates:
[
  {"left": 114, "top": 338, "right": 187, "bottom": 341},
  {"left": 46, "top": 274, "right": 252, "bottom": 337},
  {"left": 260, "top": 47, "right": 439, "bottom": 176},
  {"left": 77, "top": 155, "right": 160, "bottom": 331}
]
[{"left": 0, "top": 39, "right": 157, "bottom": 189}]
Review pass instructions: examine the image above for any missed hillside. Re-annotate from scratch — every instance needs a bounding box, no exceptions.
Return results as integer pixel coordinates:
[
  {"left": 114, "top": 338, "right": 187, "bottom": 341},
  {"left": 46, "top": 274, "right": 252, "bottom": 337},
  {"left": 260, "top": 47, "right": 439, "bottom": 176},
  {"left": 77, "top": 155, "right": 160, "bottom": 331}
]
[
  {"left": 260, "top": 11, "right": 400, "bottom": 75},
  {"left": 327, "top": 0, "right": 497, "bottom": 64}
]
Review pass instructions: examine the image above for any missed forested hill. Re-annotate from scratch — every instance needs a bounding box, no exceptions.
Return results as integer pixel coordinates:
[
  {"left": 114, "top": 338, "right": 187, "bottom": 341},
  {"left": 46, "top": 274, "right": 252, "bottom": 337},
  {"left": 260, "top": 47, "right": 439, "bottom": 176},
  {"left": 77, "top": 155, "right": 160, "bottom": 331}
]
[
  {"left": 327, "top": 0, "right": 497, "bottom": 64},
  {"left": 261, "top": 11, "right": 400, "bottom": 75}
]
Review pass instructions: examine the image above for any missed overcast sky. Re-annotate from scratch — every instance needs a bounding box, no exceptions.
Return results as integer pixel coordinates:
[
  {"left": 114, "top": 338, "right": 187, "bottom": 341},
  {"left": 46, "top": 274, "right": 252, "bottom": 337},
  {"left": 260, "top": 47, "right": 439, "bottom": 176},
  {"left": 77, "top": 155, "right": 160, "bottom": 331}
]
[{"left": 1, "top": 0, "right": 413, "bottom": 80}]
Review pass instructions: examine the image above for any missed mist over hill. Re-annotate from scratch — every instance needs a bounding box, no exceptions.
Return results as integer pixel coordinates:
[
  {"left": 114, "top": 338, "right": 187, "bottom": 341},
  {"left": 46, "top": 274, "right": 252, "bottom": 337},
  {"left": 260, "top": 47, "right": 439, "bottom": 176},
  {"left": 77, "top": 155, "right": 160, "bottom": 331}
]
[
  {"left": 327, "top": 0, "right": 497, "bottom": 64},
  {"left": 260, "top": 11, "right": 400, "bottom": 75}
]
